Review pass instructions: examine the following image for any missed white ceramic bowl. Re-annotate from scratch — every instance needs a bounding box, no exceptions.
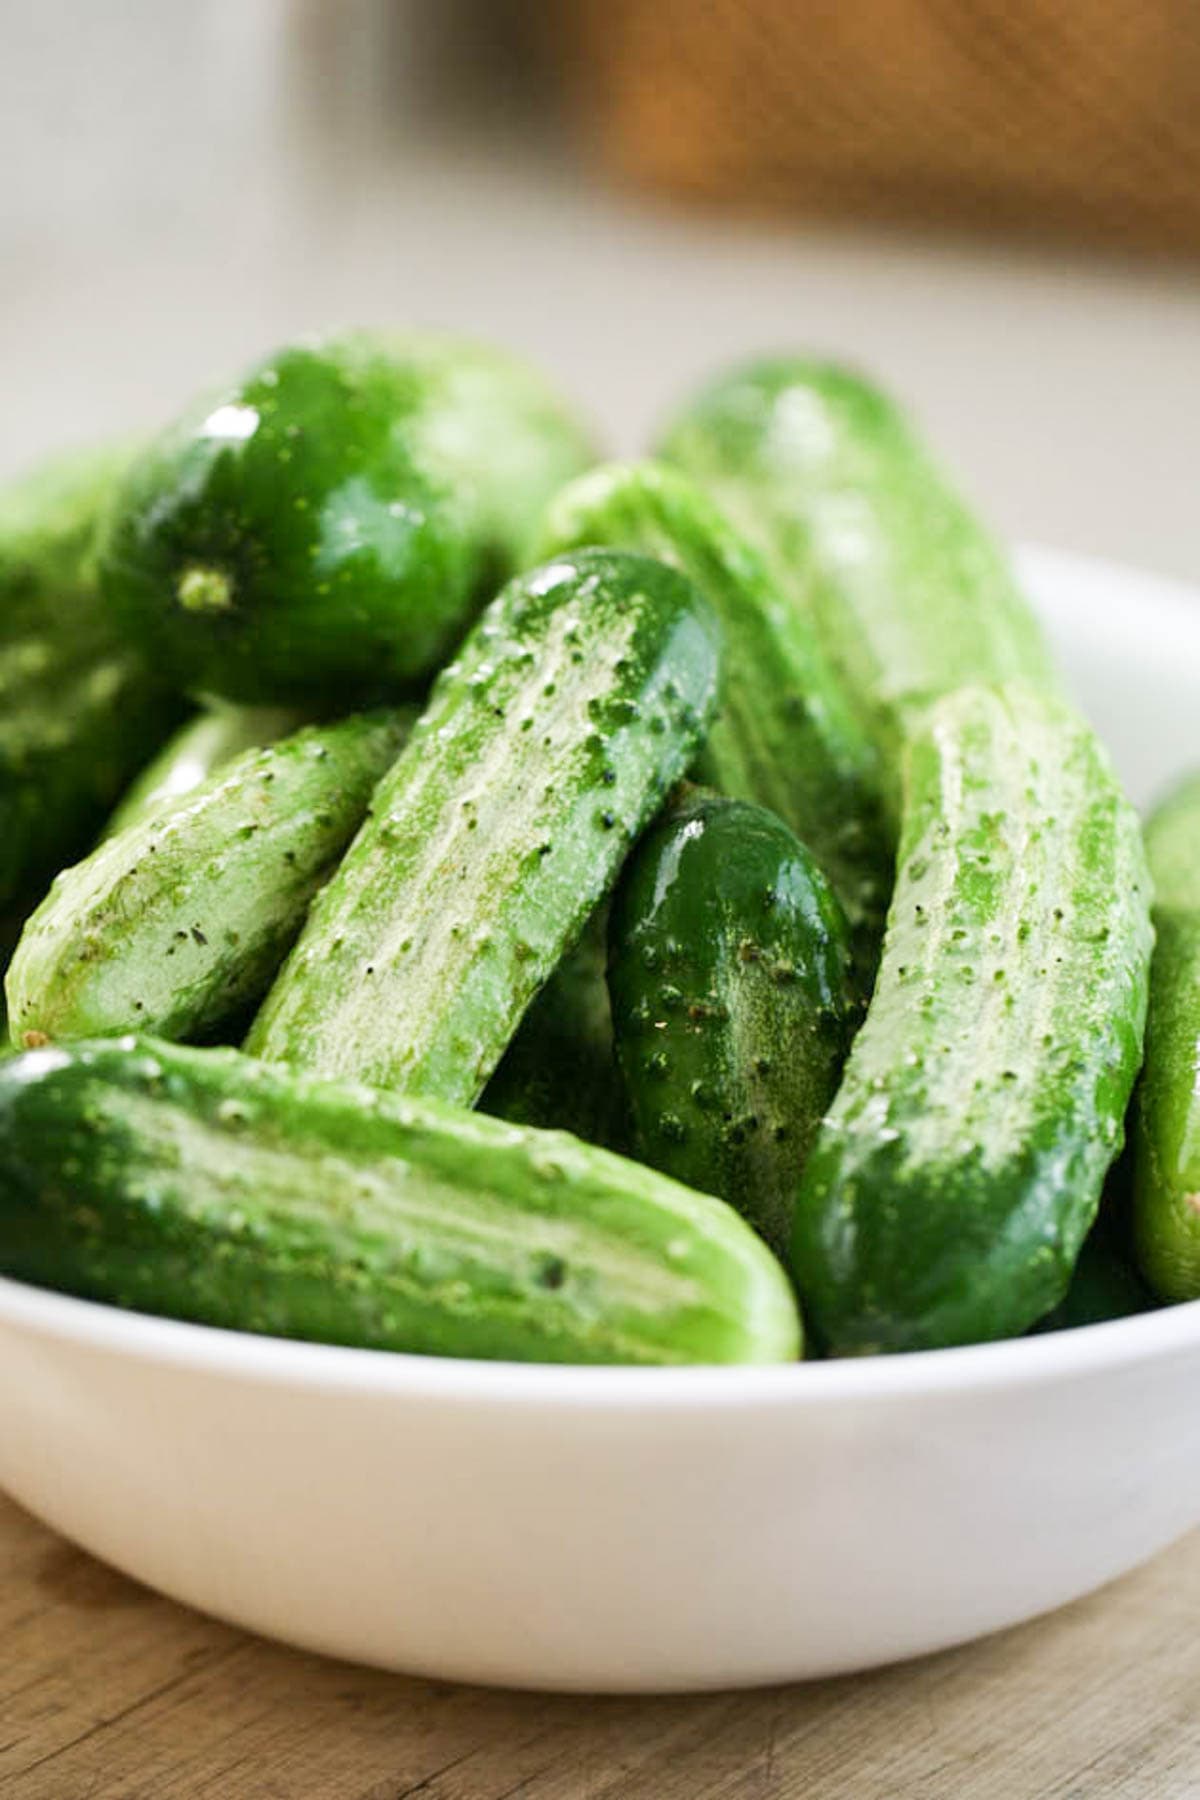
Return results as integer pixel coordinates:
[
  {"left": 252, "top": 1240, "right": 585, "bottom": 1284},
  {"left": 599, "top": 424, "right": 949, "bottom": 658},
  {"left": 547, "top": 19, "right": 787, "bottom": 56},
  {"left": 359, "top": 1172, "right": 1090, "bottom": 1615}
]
[{"left": 2, "top": 545, "right": 1198, "bottom": 1693}]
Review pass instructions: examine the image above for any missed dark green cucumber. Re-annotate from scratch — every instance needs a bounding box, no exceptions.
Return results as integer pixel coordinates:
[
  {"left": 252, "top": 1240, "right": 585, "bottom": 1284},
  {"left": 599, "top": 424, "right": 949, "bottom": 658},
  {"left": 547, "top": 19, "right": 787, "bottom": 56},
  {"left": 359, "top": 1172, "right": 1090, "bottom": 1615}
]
[
  {"left": 0, "top": 441, "right": 183, "bottom": 904},
  {"left": 1032, "top": 1218, "right": 1156, "bottom": 1334},
  {"left": 659, "top": 358, "right": 1058, "bottom": 817},
  {"left": 1133, "top": 773, "right": 1200, "bottom": 1302},
  {"left": 7, "top": 711, "right": 412, "bottom": 1048},
  {"left": 792, "top": 683, "right": 1153, "bottom": 1355},
  {"left": 104, "top": 703, "right": 304, "bottom": 838},
  {"left": 536, "top": 461, "right": 889, "bottom": 959},
  {"left": 0, "top": 1035, "right": 801, "bottom": 1365},
  {"left": 609, "top": 788, "right": 856, "bottom": 1256},
  {"left": 247, "top": 550, "right": 721, "bottom": 1102},
  {"left": 0, "top": 639, "right": 183, "bottom": 910},
  {"left": 100, "top": 332, "right": 597, "bottom": 706},
  {"left": 481, "top": 910, "right": 627, "bottom": 1149},
  {"left": 0, "top": 439, "right": 139, "bottom": 644}
]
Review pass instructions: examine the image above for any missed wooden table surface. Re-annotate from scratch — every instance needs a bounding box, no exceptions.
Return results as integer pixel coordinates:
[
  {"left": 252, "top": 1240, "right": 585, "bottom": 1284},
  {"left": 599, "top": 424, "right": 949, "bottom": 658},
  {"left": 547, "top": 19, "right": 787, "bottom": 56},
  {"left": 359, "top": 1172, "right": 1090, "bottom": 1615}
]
[{"left": 2, "top": 1493, "right": 1198, "bottom": 1800}]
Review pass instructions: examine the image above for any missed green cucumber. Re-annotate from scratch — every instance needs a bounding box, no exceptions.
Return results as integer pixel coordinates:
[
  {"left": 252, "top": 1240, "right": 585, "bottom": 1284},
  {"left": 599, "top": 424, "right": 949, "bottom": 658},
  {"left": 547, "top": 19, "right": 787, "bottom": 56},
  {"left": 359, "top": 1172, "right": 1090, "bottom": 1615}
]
[
  {"left": 0, "top": 440, "right": 183, "bottom": 904},
  {"left": 536, "top": 461, "right": 889, "bottom": 959},
  {"left": 1133, "top": 773, "right": 1200, "bottom": 1302},
  {"left": 247, "top": 549, "right": 721, "bottom": 1102},
  {"left": 1033, "top": 1218, "right": 1156, "bottom": 1334},
  {"left": 791, "top": 683, "right": 1153, "bottom": 1355},
  {"left": 100, "top": 332, "right": 597, "bottom": 706},
  {"left": 659, "top": 358, "right": 1058, "bottom": 816},
  {"left": 481, "top": 910, "right": 627, "bottom": 1149},
  {"left": 609, "top": 788, "right": 856, "bottom": 1256},
  {"left": 7, "top": 710, "right": 412, "bottom": 1048},
  {"left": 0, "top": 1035, "right": 801, "bottom": 1366},
  {"left": 0, "top": 439, "right": 139, "bottom": 644},
  {"left": 105, "top": 703, "right": 304, "bottom": 838}
]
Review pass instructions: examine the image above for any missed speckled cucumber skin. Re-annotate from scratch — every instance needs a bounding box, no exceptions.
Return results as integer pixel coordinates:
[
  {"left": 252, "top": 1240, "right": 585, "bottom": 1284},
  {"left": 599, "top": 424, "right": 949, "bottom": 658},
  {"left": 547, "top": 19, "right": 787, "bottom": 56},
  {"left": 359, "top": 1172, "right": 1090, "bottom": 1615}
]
[
  {"left": 536, "top": 461, "right": 889, "bottom": 959},
  {"left": 105, "top": 703, "right": 304, "bottom": 839},
  {"left": 247, "top": 550, "right": 721, "bottom": 1103},
  {"left": 0, "top": 441, "right": 183, "bottom": 904},
  {"left": 7, "top": 711, "right": 412, "bottom": 1047},
  {"left": 659, "top": 359, "right": 1059, "bottom": 818},
  {"left": 0, "top": 1036, "right": 801, "bottom": 1366},
  {"left": 792, "top": 683, "right": 1153, "bottom": 1355},
  {"left": 609, "top": 789, "right": 856, "bottom": 1256},
  {"left": 1133, "top": 774, "right": 1200, "bottom": 1302},
  {"left": 99, "top": 332, "right": 597, "bottom": 706}
]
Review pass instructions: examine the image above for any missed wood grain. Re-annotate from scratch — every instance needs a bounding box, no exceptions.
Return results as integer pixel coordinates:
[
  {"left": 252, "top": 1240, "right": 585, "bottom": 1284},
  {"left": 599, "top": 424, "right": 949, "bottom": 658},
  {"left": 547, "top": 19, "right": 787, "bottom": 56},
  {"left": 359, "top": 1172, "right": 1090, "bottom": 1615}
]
[{"left": 1, "top": 1491, "right": 1198, "bottom": 1800}]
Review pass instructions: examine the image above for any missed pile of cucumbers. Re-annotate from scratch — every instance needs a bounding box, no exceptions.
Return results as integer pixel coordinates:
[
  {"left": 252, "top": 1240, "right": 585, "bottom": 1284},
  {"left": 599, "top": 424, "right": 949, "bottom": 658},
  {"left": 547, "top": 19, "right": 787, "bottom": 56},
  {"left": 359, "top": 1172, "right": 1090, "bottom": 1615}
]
[{"left": 0, "top": 329, "right": 1195, "bottom": 1365}]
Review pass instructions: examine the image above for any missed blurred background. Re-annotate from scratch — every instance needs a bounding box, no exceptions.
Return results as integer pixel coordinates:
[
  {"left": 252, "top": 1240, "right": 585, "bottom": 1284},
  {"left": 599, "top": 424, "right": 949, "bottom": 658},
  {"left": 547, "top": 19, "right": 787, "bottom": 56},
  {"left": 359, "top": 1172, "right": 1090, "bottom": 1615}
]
[{"left": 2, "top": 0, "right": 1197, "bottom": 578}]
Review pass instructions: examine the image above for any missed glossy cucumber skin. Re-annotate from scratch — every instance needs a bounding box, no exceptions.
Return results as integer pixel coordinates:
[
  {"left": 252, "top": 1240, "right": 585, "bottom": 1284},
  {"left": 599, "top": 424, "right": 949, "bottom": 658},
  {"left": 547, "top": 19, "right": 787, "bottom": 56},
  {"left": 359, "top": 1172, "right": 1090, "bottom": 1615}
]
[
  {"left": 536, "top": 461, "right": 889, "bottom": 959},
  {"left": 247, "top": 550, "right": 721, "bottom": 1103},
  {"left": 7, "top": 711, "right": 412, "bottom": 1048},
  {"left": 792, "top": 683, "right": 1153, "bottom": 1355},
  {"left": 99, "top": 332, "right": 597, "bottom": 706},
  {"left": 1033, "top": 1219, "right": 1156, "bottom": 1334},
  {"left": 0, "top": 441, "right": 183, "bottom": 904},
  {"left": 1133, "top": 774, "right": 1200, "bottom": 1301},
  {"left": 104, "top": 703, "right": 304, "bottom": 838},
  {"left": 481, "top": 909, "right": 628, "bottom": 1149},
  {"left": 609, "top": 789, "right": 856, "bottom": 1256},
  {"left": 0, "top": 1036, "right": 801, "bottom": 1366},
  {"left": 659, "top": 359, "right": 1058, "bottom": 817}
]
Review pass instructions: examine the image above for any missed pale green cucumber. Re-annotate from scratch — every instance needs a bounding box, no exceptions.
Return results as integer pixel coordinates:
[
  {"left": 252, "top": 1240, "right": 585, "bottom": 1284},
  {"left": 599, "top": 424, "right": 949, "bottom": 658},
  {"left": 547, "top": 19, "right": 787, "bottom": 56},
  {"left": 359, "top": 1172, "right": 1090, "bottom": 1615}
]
[{"left": 246, "top": 549, "right": 721, "bottom": 1102}]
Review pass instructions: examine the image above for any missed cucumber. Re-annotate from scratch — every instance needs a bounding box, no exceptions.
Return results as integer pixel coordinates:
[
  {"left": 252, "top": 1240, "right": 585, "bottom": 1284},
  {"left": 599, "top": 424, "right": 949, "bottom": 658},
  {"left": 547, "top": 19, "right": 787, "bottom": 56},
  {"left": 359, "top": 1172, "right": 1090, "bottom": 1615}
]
[
  {"left": 659, "top": 358, "right": 1058, "bottom": 817},
  {"left": 0, "top": 1036, "right": 801, "bottom": 1366},
  {"left": 0, "top": 639, "right": 183, "bottom": 910},
  {"left": 7, "top": 710, "right": 412, "bottom": 1048},
  {"left": 609, "top": 788, "right": 856, "bottom": 1256},
  {"left": 536, "top": 461, "right": 889, "bottom": 959},
  {"left": 99, "top": 332, "right": 597, "bottom": 706},
  {"left": 1033, "top": 1218, "right": 1156, "bottom": 1334},
  {"left": 104, "top": 703, "right": 303, "bottom": 838},
  {"left": 0, "top": 440, "right": 183, "bottom": 904},
  {"left": 1133, "top": 773, "right": 1200, "bottom": 1302},
  {"left": 247, "top": 549, "right": 721, "bottom": 1102},
  {"left": 791, "top": 683, "right": 1153, "bottom": 1355},
  {"left": 481, "top": 910, "right": 627, "bottom": 1149},
  {"left": 0, "top": 439, "right": 139, "bottom": 644}
]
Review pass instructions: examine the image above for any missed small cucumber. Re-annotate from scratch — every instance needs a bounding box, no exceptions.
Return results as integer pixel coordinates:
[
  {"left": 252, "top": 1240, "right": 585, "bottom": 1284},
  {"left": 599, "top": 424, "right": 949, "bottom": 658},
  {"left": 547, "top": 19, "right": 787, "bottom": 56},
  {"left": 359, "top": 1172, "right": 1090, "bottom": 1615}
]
[
  {"left": 536, "top": 461, "right": 889, "bottom": 958},
  {"left": 247, "top": 550, "right": 721, "bottom": 1103},
  {"left": 0, "top": 441, "right": 183, "bottom": 904},
  {"left": 0, "top": 1036, "right": 801, "bottom": 1366},
  {"left": 1032, "top": 1218, "right": 1156, "bottom": 1334},
  {"left": 792, "top": 683, "right": 1153, "bottom": 1355},
  {"left": 7, "top": 711, "right": 412, "bottom": 1048},
  {"left": 100, "top": 332, "right": 597, "bottom": 706},
  {"left": 0, "top": 439, "right": 139, "bottom": 644},
  {"left": 1133, "top": 773, "right": 1200, "bottom": 1302},
  {"left": 659, "top": 358, "right": 1058, "bottom": 816},
  {"left": 104, "top": 703, "right": 304, "bottom": 838},
  {"left": 481, "top": 910, "right": 627, "bottom": 1149},
  {"left": 609, "top": 788, "right": 856, "bottom": 1256}
]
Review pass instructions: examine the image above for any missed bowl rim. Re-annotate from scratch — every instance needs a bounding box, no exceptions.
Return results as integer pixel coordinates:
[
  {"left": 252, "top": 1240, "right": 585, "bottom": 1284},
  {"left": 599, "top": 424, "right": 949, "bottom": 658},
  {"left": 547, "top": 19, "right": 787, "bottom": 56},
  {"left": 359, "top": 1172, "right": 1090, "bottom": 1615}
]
[
  {"left": 2, "top": 1273, "right": 1198, "bottom": 1408},
  {"left": 3, "top": 542, "right": 1198, "bottom": 1413}
]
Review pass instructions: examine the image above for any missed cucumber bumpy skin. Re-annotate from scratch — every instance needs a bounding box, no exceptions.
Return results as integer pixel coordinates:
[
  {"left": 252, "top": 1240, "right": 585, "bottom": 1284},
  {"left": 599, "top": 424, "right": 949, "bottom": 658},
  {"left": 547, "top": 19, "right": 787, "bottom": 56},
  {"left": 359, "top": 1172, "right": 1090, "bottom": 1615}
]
[
  {"left": 0, "top": 440, "right": 184, "bottom": 905},
  {"left": 104, "top": 703, "right": 304, "bottom": 839},
  {"left": 1133, "top": 773, "right": 1200, "bottom": 1302},
  {"left": 247, "top": 550, "right": 722, "bottom": 1104},
  {"left": 792, "top": 683, "right": 1153, "bottom": 1355},
  {"left": 7, "top": 711, "right": 413, "bottom": 1048},
  {"left": 609, "top": 788, "right": 857, "bottom": 1257},
  {"left": 659, "top": 358, "right": 1059, "bottom": 819},
  {"left": 99, "top": 332, "right": 597, "bottom": 706},
  {"left": 0, "top": 1036, "right": 801, "bottom": 1366},
  {"left": 536, "top": 461, "right": 889, "bottom": 959}
]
